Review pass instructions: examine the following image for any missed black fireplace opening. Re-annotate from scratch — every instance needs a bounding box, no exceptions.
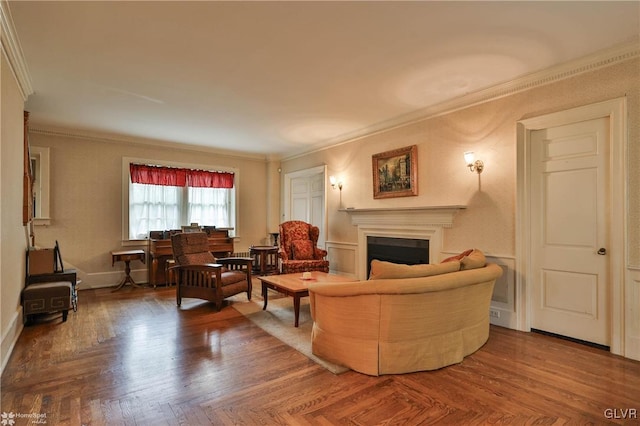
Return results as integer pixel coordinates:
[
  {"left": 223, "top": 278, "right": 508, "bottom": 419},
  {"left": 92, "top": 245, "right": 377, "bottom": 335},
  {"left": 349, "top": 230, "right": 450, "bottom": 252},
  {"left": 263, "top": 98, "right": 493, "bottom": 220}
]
[{"left": 367, "top": 236, "right": 429, "bottom": 278}]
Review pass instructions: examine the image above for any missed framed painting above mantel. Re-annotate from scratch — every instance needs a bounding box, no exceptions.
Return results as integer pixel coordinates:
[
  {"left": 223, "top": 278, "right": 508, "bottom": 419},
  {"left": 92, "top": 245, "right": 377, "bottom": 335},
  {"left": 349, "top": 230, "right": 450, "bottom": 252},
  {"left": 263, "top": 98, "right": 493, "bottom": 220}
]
[{"left": 372, "top": 145, "right": 417, "bottom": 199}]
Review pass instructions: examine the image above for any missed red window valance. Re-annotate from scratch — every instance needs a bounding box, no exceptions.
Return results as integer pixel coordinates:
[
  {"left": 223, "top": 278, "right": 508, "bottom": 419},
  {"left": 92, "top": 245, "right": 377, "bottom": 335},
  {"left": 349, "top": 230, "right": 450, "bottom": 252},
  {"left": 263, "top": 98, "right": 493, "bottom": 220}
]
[
  {"left": 186, "top": 169, "right": 234, "bottom": 188},
  {"left": 130, "top": 164, "right": 234, "bottom": 188}
]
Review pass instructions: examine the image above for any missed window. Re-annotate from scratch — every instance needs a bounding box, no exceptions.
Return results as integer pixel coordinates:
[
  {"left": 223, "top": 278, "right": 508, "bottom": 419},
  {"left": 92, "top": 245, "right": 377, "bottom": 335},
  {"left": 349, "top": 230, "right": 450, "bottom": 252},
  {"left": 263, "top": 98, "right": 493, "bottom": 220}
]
[
  {"left": 125, "top": 159, "right": 237, "bottom": 240},
  {"left": 30, "top": 146, "right": 51, "bottom": 225}
]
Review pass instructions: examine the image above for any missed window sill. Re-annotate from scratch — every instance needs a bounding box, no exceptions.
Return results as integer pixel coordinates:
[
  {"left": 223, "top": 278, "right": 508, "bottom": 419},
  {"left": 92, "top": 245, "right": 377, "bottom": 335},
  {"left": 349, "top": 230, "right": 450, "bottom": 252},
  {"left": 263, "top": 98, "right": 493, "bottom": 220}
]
[{"left": 33, "top": 217, "right": 51, "bottom": 226}]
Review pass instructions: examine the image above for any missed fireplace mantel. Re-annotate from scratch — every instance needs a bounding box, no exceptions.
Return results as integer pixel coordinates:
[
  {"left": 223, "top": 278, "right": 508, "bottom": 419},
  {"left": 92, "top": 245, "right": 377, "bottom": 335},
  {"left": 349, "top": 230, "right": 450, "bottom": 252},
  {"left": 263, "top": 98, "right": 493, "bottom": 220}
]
[
  {"left": 340, "top": 205, "right": 466, "bottom": 279},
  {"left": 340, "top": 205, "right": 466, "bottom": 228}
]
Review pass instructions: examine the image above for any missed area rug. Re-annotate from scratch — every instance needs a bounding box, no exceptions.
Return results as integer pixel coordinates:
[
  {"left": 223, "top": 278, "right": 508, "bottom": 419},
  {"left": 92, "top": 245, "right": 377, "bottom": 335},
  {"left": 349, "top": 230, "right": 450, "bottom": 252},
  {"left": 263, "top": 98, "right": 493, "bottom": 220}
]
[{"left": 230, "top": 291, "right": 349, "bottom": 374}]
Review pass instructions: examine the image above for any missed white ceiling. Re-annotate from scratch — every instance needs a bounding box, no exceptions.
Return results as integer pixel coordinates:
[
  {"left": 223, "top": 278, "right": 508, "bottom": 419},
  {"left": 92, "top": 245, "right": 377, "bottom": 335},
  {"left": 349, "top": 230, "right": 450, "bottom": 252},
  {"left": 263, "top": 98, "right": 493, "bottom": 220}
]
[{"left": 7, "top": 1, "right": 640, "bottom": 157}]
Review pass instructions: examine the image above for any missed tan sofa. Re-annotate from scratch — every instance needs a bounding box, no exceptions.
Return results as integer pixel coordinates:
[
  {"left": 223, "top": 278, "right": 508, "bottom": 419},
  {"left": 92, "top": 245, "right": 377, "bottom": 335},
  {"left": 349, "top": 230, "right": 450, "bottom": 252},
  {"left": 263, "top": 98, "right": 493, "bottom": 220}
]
[{"left": 308, "top": 251, "right": 503, "bottom": 376}]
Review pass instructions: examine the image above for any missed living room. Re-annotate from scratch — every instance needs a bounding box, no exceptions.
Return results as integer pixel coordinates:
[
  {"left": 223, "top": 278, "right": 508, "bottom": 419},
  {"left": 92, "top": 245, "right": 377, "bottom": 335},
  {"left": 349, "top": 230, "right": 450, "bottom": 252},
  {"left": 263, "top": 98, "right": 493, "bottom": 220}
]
[{"left": 1, "top": 1, "right": 639, "bottom": 423}]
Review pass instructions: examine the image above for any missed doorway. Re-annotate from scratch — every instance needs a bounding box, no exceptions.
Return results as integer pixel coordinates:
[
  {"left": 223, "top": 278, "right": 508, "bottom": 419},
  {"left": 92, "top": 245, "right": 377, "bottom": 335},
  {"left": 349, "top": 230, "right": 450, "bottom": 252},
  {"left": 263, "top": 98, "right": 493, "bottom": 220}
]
[
  {"left": 516, "top": 98, "right": 626, "bottom": 355},
  {"left": 283, "top": 165, "right": 327, "bottom": 248},
  {"left": 530, "top": 117, "right": 609, "bottom": 346}
]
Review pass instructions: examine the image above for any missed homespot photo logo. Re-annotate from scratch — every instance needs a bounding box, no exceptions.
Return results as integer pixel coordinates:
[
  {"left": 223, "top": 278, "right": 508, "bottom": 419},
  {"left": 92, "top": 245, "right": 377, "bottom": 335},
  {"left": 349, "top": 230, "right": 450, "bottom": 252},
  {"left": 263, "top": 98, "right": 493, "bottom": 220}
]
[
  {"left": 1, "top": 412, "right": 47, "bottom": 425},
  {"left": 0, "top": 412, "right": 13, "bottom": 426}
]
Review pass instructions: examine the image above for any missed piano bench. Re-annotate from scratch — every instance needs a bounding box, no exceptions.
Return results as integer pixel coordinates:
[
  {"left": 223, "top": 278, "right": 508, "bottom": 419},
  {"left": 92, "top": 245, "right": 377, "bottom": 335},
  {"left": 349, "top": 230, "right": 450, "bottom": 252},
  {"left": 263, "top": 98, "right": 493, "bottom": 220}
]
[{"left": 22, "top": 281, "right": 73, "bottom": 324}]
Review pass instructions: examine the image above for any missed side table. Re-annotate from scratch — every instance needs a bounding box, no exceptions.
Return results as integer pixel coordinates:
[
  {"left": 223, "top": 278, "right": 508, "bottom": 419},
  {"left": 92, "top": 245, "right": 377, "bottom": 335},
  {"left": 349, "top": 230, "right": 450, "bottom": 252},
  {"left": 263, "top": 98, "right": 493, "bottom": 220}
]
[
  {"left": 250, "top": 245, "right": 279, "bottom": 276},
  {"left": 111, "top": 249, "right": 146, "bottom": 291}
]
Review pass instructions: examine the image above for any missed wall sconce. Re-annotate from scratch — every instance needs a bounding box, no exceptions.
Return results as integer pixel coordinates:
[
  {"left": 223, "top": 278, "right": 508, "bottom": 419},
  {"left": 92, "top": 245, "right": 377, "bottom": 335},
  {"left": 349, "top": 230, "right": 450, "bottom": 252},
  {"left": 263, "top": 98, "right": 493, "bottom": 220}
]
[
  {"left": 464, "top": 151, "right": 484, "bottom": 174},
  {"left": 329, "top": 176, "right": 343, "bottom": 191}
]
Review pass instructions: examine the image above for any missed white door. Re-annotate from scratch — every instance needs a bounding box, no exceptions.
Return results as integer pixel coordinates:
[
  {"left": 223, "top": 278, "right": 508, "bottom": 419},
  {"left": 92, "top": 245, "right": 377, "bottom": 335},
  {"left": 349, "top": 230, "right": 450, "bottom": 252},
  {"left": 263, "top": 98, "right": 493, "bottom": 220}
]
[
  {"left": 290, "top": 178, "right": 311, "bottom": 222},
  {"left": 530, "top": 117, "right": 610, "bottom": 346},
  {"left": 286, "top": 169, "right": 326, "bottom": 248}
]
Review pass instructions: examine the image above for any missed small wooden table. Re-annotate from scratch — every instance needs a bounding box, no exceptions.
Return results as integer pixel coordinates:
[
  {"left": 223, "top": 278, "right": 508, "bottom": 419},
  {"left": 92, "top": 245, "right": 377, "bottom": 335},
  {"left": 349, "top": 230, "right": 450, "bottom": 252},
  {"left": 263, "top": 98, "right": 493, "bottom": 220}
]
[
  {"left": 250, "top": 245, "right": 279, "bottom": 275},
  {"left": 111, "top": 249, "right": 146, "bottom": 291},
  {"left": 258, "top": 272, "right": 355, "bottom": 327}
]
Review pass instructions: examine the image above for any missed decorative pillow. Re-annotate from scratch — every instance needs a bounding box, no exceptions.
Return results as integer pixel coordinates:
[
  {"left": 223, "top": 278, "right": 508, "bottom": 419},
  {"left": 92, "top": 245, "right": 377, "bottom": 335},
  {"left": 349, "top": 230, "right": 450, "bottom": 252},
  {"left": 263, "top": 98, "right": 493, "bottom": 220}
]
[
  {"left": 291, "top": 240, "right": 315, "bottom": 260},
  {"left": 441, "top": 249, "right": 473, "bottom": 263},
  {"left": 460, "top": 249, "right": 486, "bottom": 270},
  {"left": 369, "top": 259, "right": 460, "bottom": 280}
]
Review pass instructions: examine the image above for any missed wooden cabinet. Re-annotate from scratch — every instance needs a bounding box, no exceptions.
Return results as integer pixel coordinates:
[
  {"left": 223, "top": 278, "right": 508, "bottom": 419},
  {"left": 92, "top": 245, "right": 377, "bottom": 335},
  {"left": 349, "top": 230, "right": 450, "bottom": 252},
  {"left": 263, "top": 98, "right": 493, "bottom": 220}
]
[{"left": 148, "top": 230, "right": 234, "bottom": 286}]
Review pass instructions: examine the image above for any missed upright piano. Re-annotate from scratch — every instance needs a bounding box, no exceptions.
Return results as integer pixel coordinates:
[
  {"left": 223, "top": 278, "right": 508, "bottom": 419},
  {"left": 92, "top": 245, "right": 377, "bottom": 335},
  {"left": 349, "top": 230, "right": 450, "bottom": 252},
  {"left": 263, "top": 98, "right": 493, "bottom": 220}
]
[{"left": 148, "top": 229, "right": 234, "bottom": 286}]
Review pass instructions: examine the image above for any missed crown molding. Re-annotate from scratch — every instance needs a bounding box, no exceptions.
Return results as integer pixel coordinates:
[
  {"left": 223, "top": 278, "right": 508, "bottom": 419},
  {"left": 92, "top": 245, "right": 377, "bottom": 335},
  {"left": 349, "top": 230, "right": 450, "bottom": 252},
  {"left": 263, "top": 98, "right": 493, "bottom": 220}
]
[
  {"left": 0, "top": 0, "right": 33, "bottom": 100},
  {"left": 283, "top": 38, "right": 639, "bottom": 162},
  {"left": 29, "top": 125, "right": 269, "bottom": 162}
]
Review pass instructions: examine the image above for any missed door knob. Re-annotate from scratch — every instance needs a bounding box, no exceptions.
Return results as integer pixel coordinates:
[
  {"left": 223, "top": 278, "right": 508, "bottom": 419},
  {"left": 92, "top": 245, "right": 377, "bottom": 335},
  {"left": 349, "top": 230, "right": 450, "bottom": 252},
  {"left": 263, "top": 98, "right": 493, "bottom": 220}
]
[{"left": 597, "top": 248, "right": 607, "bottom": 255}]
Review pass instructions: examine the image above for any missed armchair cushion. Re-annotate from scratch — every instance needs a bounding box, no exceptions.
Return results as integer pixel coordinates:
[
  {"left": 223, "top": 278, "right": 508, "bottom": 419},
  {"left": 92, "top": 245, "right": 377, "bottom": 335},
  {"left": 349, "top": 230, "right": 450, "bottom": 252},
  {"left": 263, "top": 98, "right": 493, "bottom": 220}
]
[{"left": 291, "top": 240, "right": 315, "bottom": 260}]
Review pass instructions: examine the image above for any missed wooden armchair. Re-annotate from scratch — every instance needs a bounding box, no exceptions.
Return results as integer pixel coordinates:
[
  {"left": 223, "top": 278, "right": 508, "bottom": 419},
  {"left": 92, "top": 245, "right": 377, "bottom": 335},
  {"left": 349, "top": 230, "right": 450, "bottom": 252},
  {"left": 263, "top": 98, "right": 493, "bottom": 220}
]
[
  {"left": 278, "top": 220, "right": 329, "bottom": 274},
  {"left": 170, "top": 232, "right": 252, "bottom": 310}
]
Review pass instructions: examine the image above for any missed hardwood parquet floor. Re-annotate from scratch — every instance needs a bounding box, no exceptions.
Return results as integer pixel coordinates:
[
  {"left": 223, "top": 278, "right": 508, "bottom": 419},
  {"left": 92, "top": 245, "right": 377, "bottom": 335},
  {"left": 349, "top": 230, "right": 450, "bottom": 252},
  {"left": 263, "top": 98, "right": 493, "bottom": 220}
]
[{"left": 2, "top": 285, "right": 639, "bottom": 425}]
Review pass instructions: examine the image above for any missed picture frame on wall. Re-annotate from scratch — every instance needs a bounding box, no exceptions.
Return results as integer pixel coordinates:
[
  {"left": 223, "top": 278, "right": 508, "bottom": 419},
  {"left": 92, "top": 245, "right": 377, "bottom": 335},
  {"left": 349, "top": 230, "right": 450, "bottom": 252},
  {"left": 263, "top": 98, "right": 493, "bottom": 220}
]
[{"left": 372, "top": 145, "right": 418, "bottom": 199}]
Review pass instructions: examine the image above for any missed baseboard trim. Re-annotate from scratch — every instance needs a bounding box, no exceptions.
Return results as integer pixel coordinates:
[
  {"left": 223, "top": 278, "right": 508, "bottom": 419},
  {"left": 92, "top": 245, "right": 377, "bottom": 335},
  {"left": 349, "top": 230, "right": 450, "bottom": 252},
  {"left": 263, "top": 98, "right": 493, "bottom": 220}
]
[
  {"left": 1, "top": 307, "right": 24, "bottom": 375},
  {"left": 532, "top": 328, "right": 610, "bottom": 352}
]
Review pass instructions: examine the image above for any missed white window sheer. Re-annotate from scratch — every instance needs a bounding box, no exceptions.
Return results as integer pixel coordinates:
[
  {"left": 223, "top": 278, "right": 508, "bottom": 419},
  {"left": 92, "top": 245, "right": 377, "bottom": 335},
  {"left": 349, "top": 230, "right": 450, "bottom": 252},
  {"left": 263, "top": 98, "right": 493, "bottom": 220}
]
[
  {"left": 129, "top": 183, "right": 234, "bottom": 240},
  {"left": 188, "top": 187, "right": 232, "bottom": 228}
]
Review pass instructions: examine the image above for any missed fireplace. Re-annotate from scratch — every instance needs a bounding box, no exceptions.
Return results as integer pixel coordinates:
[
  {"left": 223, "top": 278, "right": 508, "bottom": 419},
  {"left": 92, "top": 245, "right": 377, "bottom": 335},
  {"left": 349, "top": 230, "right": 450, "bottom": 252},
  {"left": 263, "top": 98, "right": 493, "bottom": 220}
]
[
  {"left": 342, "top": 206, "right": 465, "bottom": 280},
  {"left": 367, "top": 236, "right": 429, "bottom": 278}
]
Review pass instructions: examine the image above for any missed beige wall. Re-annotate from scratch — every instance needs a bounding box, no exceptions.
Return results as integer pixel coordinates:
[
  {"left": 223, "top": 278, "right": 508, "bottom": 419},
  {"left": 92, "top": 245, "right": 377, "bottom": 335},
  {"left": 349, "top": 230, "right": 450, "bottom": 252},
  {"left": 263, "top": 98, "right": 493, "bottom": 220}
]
[
  {"left": 1, "top": 51, "right": 28, "bottom": 370},
  {"left": 28, "top": 132, "right": 271, "bottom": 288},
  {"left": 281, "top": 58, "right": 640, "bottom": 267}
]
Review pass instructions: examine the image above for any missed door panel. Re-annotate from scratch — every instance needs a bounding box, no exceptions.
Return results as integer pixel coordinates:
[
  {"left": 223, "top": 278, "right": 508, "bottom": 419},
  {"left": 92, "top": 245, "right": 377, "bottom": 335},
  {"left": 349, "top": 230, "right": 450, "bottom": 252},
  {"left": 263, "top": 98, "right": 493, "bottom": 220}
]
[
  {"left": 541, "top": 269, "right": 598, "bottom": 318},
  {"left": 287, "top": 170, "right": 326, "bottom": 248},
  {"left": 531, "top": 117, "right": 609, "bottom": 346},
  {"left": 291, "top": 179, "right": 309, "bottom": 221},
  {"left": 544, "top": 168, "right": 597, "bottom": 246},
  {"left": 310, "top": 173, "right": 325, "bottom": 247}
]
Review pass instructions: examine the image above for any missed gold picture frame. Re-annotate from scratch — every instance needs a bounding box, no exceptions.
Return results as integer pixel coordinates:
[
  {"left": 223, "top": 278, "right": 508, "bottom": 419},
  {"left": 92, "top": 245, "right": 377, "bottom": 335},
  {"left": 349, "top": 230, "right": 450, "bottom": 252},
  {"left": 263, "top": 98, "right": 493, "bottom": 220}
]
[{"left": 372, "top": 145, "right": 418, "bottom": 199}]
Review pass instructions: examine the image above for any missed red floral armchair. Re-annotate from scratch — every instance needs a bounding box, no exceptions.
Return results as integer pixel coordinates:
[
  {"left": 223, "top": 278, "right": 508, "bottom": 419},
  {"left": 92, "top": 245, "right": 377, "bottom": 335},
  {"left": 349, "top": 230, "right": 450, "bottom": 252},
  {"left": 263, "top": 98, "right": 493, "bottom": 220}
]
[{"left": 278, "top": 221, "right": 329, "bottom": 274}]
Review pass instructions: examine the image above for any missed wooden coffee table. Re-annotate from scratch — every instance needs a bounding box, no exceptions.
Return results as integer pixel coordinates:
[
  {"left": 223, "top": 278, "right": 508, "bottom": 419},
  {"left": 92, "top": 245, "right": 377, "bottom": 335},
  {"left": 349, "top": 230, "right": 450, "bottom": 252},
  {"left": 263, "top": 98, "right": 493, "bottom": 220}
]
[{"left": 258, "top": 272, "right": 355, "bottom": 327}]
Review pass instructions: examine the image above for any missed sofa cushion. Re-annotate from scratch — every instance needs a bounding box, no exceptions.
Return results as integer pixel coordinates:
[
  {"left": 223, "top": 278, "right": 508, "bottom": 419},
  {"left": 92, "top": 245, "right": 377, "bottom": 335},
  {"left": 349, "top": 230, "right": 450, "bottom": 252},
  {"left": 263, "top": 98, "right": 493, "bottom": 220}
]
[
  {"left": 441, "top": 249, "right": 473, "bottom": 263},
  {"left": 291, "top": 240, "right": 315, "bottom": 260},
  {"left": 369, "top": 259, "right": 460, "bottom": 280},
  {"left": 460, "top": 249, "right": 486, "bottom": 270}
]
